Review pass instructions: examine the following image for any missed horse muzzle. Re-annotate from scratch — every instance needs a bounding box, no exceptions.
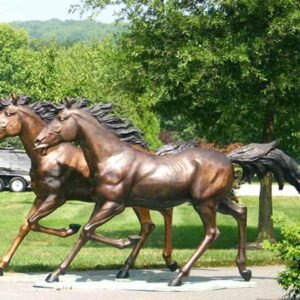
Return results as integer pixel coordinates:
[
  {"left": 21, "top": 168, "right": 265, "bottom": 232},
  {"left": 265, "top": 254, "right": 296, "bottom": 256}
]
[{"left": 33, "top": 139, "right": 49, "bottom": 156}]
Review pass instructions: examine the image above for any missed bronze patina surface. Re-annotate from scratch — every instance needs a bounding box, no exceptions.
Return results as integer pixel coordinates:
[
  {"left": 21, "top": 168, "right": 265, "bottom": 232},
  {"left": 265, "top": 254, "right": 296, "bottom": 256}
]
[
  {"left": 0, "top": 95, "right": 177, "bottom": 278},
  {"left": 35, "top": 99, "right": 299, "bottom": 286},
  {"left": 35, "top": 100, "right": 249, "bottom": 286}
]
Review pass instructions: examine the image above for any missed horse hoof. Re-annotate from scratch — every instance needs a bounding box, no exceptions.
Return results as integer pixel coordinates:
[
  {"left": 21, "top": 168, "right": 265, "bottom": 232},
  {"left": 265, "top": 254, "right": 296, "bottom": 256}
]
[
  {"left": 128, "top": 235, "right": 141, "bottom": 244},
  {"left": 0, "top": 267, "right": 3, "bottom": 276},
  {"left": 69, "top": 224, "right": 81, "bottom": 234},
  {"left": 168, "top": 261, "right": 178, "bottom": 272},
  {"left": 168, "top": 276, "right": 182, "bottom": 287},
  {"left": 116, "top": 269, "right": 130, "bottom": 279},
  {"left": 45, "top": 273, "right": 59, "bottom": 283},
  {"left": 241, "top": 269, "right": 252, "bottom": 281}
]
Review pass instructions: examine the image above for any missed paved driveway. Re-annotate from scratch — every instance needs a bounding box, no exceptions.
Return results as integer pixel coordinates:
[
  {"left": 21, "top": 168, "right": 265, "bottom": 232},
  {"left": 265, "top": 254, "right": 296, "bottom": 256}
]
[{"left": 235, "top": 183, "right": 299, "bottom": 197}]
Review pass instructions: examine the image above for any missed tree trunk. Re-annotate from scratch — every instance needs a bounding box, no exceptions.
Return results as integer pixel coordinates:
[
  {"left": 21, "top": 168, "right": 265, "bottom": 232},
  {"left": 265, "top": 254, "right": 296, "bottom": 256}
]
[
  {"left": 255, "top": 108, "right": 276, "bottom": 246},
  {"left": 256, "top": 172, "right": 276, "bottom": 245}
]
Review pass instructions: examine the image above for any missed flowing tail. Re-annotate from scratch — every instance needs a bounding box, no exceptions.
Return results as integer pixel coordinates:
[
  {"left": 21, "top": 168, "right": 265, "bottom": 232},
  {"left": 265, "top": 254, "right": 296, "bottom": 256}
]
[{"left": 227, "top": 141, "right": 300, "bottom": 193}]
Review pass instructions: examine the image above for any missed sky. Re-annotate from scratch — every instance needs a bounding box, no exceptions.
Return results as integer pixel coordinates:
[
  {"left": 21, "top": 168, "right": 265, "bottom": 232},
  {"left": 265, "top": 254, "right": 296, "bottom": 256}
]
[{"left": 0, "top": 0, "right": 117, "bottom": 23}]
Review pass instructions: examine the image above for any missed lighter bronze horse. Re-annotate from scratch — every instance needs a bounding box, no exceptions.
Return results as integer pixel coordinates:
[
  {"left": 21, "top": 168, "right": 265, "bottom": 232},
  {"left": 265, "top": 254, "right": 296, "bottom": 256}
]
[
  {"left": 35, "top": 101, "right": 255, "bottom": 286},
  {"left": 0, "top": 96, "right": 178, "bottom": 277}
]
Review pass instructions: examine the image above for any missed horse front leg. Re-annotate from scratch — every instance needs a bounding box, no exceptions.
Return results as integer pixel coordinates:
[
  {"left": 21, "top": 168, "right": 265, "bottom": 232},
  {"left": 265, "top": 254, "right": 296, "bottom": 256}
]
[
  {"left": 117, "top": 207, "right": 156, "bottom": 278},
  {"left": 27, "top": 194, "right": 81, "bottom": 237},
  {"left": 169, "top": 203, "right": 220, "bottom": 286},
  {"left": 0, "top": 197, "right": 42, "bottom": 275},
  {"left": 117, "top": 207, "right": 177, "bottom": 279},
  {"left": 46, "top": 200, "right": 134, "bottom": 282}
]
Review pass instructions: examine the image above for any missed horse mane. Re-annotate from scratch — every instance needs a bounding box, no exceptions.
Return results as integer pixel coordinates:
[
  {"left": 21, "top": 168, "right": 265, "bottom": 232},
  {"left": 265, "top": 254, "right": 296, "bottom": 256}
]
[
  {"left": 30, "top": 98, "right": 90, "bottom": 123},
  {"left": 156, "top": 140, "right": 198, "bottom": 156},
  {"left": 0, "top": 96, "right": 63, "bottom": 123},
  {"left": 82, "top": 102, "right": 149, "bottom": 149},
  {"left": 0, "top": 95, "right": 148, "bottom": 149}
]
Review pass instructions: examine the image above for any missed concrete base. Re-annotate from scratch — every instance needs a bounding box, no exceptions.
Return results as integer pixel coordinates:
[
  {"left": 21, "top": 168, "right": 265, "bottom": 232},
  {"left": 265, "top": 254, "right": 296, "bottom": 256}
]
[
  {"left": 32, "top": 269, "right": 256, "bottom": 292},
  {"left": 0, "top": 266, "right": 286, "bottom": 300}
]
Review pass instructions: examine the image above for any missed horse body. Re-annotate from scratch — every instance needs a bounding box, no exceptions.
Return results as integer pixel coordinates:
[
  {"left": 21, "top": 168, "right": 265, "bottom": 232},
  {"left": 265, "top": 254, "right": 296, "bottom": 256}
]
[
  {"left": 93, "top": 147, "right": 234, "bottom": 209},
  {"left": 132, "top": 148, "right": 233, "bottom": 208},
  {"left": 66, "top": 109, "right": 234, "bottom": 209}
]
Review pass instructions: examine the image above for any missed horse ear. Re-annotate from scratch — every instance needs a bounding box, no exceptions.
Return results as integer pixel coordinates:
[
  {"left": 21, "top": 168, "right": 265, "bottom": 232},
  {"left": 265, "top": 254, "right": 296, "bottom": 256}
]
[
  {"left": 18, "top": 96, "right": 31, "bottom": 105},
  {"left": 11, "top": 93, "right": 19, "bottom": 105},
  {"left": 64, "top": 97, "right": 74, "bottom": 109}
]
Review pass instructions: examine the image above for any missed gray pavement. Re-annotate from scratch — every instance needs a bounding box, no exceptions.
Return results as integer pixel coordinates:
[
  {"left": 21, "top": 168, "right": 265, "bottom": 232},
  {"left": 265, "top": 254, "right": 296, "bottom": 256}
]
[
  {"left": 235, "top": 183, "right": 299, "bottom": 197},
  {"left": 0, "top": 266, "right": 288, "bottom": 300}
]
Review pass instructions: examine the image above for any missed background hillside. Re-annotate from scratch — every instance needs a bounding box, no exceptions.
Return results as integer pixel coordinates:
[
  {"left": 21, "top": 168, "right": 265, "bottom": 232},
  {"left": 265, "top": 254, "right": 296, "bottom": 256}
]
[{"left": 9, "top": 19, "right": 124, "bottom": 44}]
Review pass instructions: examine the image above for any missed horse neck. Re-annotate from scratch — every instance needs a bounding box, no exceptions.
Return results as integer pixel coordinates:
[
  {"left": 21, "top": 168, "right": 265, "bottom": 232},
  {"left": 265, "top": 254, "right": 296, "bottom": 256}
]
[
  {"left": 76, "top": 113, "right": 128, "bottom": 168},
  {"left": 19, "top": 111, "right": 46, "bottom": 164}
]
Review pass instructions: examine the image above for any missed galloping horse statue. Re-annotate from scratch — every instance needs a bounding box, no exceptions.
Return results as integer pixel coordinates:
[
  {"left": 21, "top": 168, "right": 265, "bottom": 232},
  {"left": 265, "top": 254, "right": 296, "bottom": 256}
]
[
  {"left": 1, "top": 95, "right": 261, "bottom": 282},
  {"left": 34, "top": 99, "right": 299, "bottom": 286},
  {"left": 0, "top": 95, "right": 179, "bottom": 278}
]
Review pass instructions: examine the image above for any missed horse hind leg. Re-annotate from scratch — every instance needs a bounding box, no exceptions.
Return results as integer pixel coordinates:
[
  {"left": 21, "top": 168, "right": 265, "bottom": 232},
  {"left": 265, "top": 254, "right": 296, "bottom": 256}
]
[
  {"left": 27, "top": 195, "right": 81, "bottom": 237},
  {"left": 0, "top": 197, "right": 42, "bottom": 275},
  {"left": 218, "top": 199, "right": 252, "bottom": 281},
  {"left": 160, "top": 208, "right": 178, "bottom": 271},
  {"left": 169, "top": 202, "right": 219, "bottom": 287}
]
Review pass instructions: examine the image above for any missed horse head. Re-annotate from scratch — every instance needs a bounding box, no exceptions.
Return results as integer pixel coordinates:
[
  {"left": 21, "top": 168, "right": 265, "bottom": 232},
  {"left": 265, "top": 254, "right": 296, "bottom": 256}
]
[
  {"left": 0, "top": 95, "right": 31, "bottom": 139},
  {"left": 34, "top": 99, "right": 81, "bottom": 154}
]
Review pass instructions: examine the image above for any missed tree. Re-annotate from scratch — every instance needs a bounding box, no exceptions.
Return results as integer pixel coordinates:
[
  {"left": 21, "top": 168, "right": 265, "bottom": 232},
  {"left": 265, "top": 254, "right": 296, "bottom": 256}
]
[
  {"left": 0, "top": 24, "right": 161, "bottom": 149},
  {"left": 75, "top": 0, "right": 299, "bottom": 154},
  {"left": 54, "top": 40, "right": 162, "bottom": 147},
  {"left": 10, "top": 19, "right": 124, "bottom": 45},
  {"left": 0, "top": 24, "right": 29, "bottom": 96},
  {"left": 75, "top": 0, "right": 300, "bottom": 243}
]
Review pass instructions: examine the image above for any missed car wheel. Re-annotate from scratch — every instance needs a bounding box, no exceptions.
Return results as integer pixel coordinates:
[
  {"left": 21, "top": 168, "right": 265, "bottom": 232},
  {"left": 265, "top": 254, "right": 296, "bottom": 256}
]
[
  {"left": 0, "top": 178, "right": 4, "bottom": 192},
  {"left": 9, "top": 177, "right": 27, "bottom": 192}
]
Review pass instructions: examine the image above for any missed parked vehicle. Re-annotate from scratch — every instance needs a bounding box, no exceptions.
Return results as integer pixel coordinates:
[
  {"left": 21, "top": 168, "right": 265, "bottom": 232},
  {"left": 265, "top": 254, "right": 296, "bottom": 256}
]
[{"left": 0, "top": 148, "right": 31, "bottom": 192}]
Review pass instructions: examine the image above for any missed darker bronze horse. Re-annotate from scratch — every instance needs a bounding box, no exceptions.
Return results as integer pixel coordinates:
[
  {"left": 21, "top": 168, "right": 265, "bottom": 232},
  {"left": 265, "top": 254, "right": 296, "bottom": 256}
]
[
  {"left": 35, "top": 100, "right": 300, "bottom": 286},
  {"left": 35, "top": 101, "right": 253, "bottom": 286},
  {"left": 0, "top": 96, "right": 178, "bottom": 277}
]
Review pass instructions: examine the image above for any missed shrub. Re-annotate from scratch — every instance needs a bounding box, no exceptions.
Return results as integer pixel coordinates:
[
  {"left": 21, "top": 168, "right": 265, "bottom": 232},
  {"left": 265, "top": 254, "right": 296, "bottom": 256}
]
[{"left": 264, "top": 216, "right": 300, "bottom": 299}]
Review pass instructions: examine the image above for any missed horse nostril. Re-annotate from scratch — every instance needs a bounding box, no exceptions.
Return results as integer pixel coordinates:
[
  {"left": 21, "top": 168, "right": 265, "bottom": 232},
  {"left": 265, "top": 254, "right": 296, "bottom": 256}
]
[{"left": 34, "top": 138, "right": 42, "bottom": 146}]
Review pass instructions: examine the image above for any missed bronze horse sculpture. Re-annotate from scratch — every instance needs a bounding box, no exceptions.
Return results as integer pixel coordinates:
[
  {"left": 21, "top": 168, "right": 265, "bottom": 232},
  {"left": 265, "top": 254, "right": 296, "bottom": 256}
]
[
  {"left": 0, "top": 95, "right": 179, "bottom": 277},
  {"left": 34, "top": 100, "right": 299, "bottom": 286},
  {"left": 0, "top": 96, "right": 269, "bottom": 284}
]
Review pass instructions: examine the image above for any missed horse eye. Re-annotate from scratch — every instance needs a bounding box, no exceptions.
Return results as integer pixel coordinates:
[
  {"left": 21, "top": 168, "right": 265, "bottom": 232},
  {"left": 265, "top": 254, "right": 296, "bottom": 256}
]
[{"left": 5, "top": 112, "right": 11, "bottom": 117}]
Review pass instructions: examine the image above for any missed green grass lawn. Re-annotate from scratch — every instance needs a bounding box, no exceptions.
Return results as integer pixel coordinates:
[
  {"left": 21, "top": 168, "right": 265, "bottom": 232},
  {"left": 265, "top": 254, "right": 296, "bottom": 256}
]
[{"left": 0, "top": 192, "right": 299, "bottom": 273}]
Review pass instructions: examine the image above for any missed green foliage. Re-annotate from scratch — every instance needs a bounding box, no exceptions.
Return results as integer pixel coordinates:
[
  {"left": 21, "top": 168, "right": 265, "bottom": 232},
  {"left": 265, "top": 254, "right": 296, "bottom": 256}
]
[
  {"left": 264, "top": 216, "right": 300, "bottom": 299},
  {"left": 0, "top": 24, "right": 29, "bottom": 95},
  {"left": 0, "top": 24, "right": 161, "bottom": 149},
  {"left": 10, "top": 19, "right": 125, "bottom": 45},
  {"left": 53, "top": 40, "right": 161, "bottom": 147},
  {"left": 0, "top": 137, "right": 23, "bottom": 149},
  {"left": 77, "top": 0, "right": 300, "bottom": 156},
  {"left": 2, "top": 0, "right": 300, "bottom": 153}
]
